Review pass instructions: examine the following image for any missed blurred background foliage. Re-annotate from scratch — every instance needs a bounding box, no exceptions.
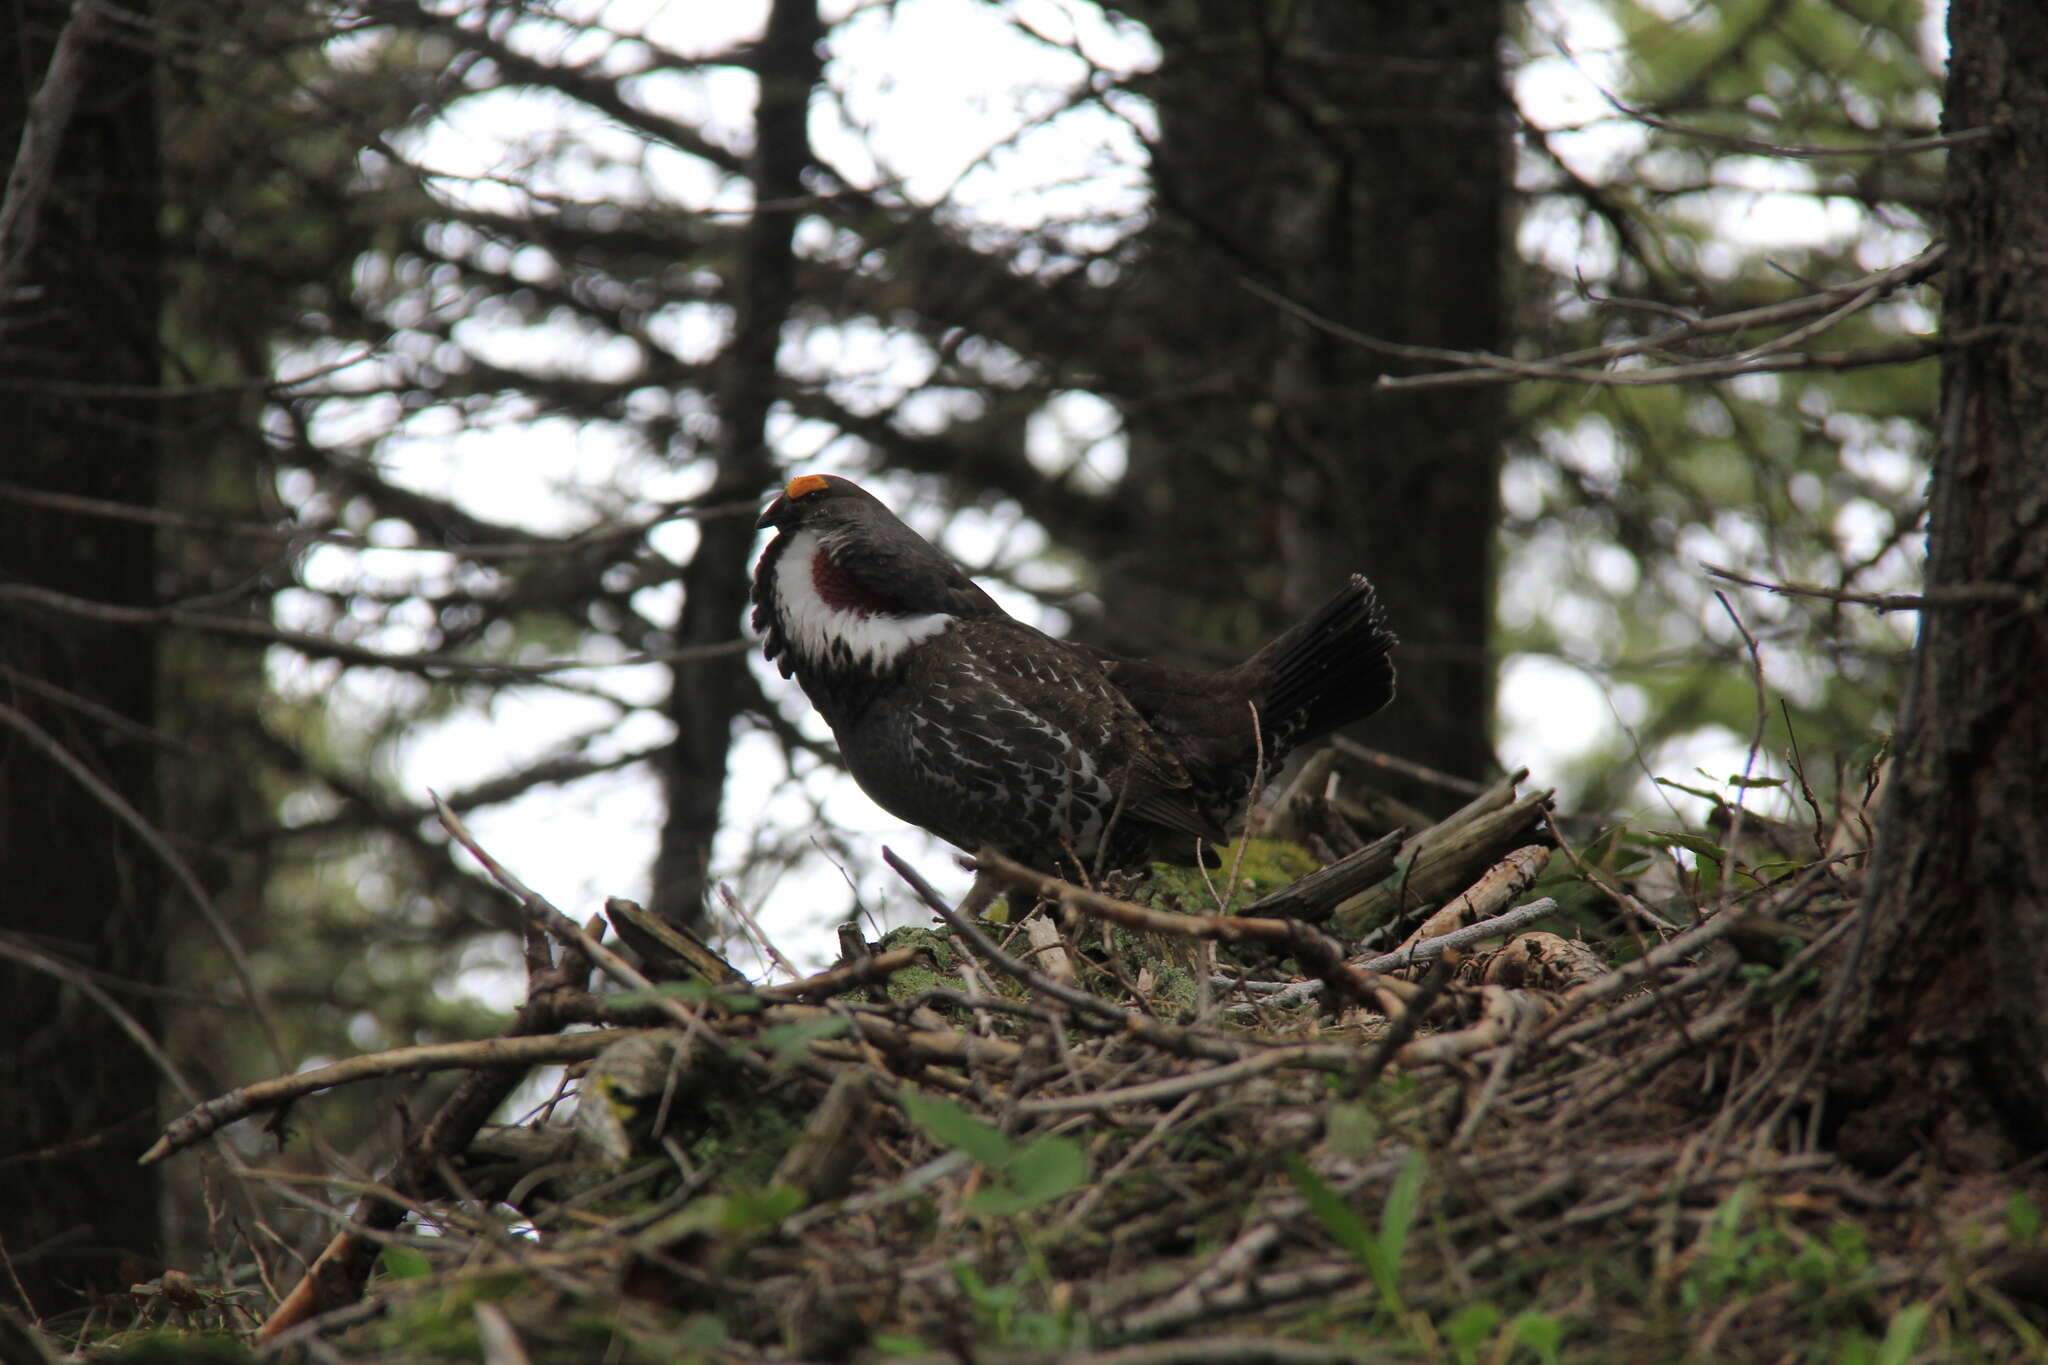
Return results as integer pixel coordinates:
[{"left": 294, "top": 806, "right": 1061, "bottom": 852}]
[{"left": 7, "top": 0, "right": 1945, "bottom": 1288}]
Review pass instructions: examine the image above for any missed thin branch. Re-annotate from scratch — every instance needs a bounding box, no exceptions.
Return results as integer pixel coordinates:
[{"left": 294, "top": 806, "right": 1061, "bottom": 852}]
[
  {"left": 0, "top": 934, "right": 202, "bottom": 1107},
  {"left": 970, "top": 849, "right": 1382, "bottom": 1011},
  {"left": 1597, "top": 95, "right": 1999, "bottom": 163},
  {"left": 881, "top": 846, "right": 1246, "bottom": 1064},
  {"left": 143, "top": 1030, "right": 665, "bottom": 1166},
  {"left": 1702, "top": 562, "right": 2040, "bottom": 614},
  {"left": 0, "top": 698, "right": 288, "bottom": 1069},
  {"left": 1224, "top": 897, "right": 1564, "bottom": 1015},
  {"left": 1243, "top": 248, "right": 1948, "bottom": 392},
  {"left": 0, "top": 0, "right": 111, "bottom": 314},
  {"left": 0, "top": 582, "right": 749, "bottom": 679}
]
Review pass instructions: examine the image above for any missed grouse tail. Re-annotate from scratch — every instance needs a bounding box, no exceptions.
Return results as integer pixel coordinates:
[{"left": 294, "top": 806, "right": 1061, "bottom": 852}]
[{"left": 1247, "top": 575, "right": 1397, "bottom": 753}]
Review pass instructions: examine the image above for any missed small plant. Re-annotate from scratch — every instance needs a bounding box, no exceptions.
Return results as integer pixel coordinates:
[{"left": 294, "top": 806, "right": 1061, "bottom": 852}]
[
  {"left": 1672, "top": 1185, "right": 1924, "bottom": 1360},
  {"left": 899, "top": 1087, "right": 1089, "bottom": 1216},
  {"left": 1289, "top": 1148, "right": 1423, "bottom": 1316}
]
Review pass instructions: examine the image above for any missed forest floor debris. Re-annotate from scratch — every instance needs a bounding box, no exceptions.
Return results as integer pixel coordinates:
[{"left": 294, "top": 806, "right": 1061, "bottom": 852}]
[{"left": 49, "top": 760, "right": 2048, "bottom": 1364}]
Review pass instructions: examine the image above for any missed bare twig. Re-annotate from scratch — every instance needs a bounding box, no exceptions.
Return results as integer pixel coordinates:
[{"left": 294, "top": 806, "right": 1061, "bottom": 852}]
[
  {"left": 1712, "top": 589, "right": 1771, "bottom": 909},
  {"left": 1328, "top": 737, "right": 1490, "bottom": 798},
  {"left": 1396, "top": 846, "right": 1550, "bottom": 952},
  {"left": 1243, "top": 248, "right": 1946, "bottom": 393},
  {"left": 0, "top": 699, "right": 288, "bottom": 1069},
  {"left": 1703, "top": 562, "right": 2039, "bottom": 614},
  {"left": 0, "top": 934, "right": 201, "bottom": 1107},
  {"left": 0, "top": 581, "right": 750, "bottom": 679},
  {"left": 0, "top": 0, "right": 111, "bottom": 312},
  {"left": 1229, "top": 897, "right": 1564, "bottom": 1015},
  {"left": 883, "top": 847, "right": 1247, "bottom": 1063},
  {"left": 971, "top": 849, "right": 1382, "bottom": 1010},
  {"left": 1594, "top": 94, "right": 1997, "bottom": 162},
  {"left": 143, "top": 1031, "right": 664, "bottom": 1167},
  {"left": 1354, "top": 953, "right": 1459, "bottom": 1089}
]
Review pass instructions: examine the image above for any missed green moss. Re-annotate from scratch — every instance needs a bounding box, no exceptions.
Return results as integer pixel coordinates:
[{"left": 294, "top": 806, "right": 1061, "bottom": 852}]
[
  {"left": 1143, "top": 838, "right": 1320, "bottom": 914},
  {"left": 87, "top": 1335, "right": 254, "bottom": 1365},
  {"left": 356, "top": 1271, "right": 527, "bottom": 1358},
  {"left": 874, "top": 924, "right": 963, "bottom": 1002}
]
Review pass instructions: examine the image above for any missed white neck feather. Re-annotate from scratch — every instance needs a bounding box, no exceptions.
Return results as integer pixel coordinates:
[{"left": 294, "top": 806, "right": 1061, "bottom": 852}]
[{"left": 774, "top": 529, "right": 954, "bottom": 669}]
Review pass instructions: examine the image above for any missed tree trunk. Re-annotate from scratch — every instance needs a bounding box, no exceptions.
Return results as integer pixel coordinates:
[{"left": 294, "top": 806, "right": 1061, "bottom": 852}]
[
  {"left": 650, "top": 0, "right": 821, "bottom": 929},
  {"left": 1093, "top": 0, "right": 1505, "bottom": 805},
  {"left": 0, "top": 0, "right": 165, "bottom": 1315},
  {"left": 1836, "top": 0, "right": 2048, "bottom": 1174}
]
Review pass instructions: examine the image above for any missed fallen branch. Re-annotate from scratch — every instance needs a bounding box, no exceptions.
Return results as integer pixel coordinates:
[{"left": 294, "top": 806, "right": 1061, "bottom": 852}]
[
  {"left": 969, "top": 849, "right": 1383, "bottom": 1010},
  {"left": 1223, "top": 896, "right": 1564, "bottom": 1015},
  {"left": 1394, "top": 985, "right": 1552, "bottom": 1067},
  {"left": 1333, "top": 779, "right": 1554, "bottom": 934},
  {"left": 143, "top": 1030, "right": 662, "bottom": 1167},
  {"left": 1396, "top": 845, "right": 1550, "bottom": 951},
  {"left": 883, "top": 846, "right": 1248, "bottom": 1064},
  {"left": 1240, "top": 829, "right": 1405, "bottom": 922}
]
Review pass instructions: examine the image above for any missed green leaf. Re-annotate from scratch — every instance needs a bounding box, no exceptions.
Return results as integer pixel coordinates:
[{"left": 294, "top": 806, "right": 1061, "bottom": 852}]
[
  {"left": 630, "top": 1186, "right": 802, "bottom": 1249},
  {"left": 380, "top": 1245, "right": 433, "bottom": 1280},
  {"left": 1353, "top": 1150, "right": 1424, "bottom": 1316},
  {"left": 2008, "top": 1192, "right": 2042, "bottom": 1243},
  {"left": 1286, "top": 1156, "right": 1375, "bottom": 1267},
  {"left": 717, "top": 1183, "right": 805, "bottom": 1232},
  {"left": 951, "top": 1262, "right": 1016, "bottom": 1315},
  {"left": 1646, "top": 829, "right": 1732, "bottom": 862},
  {"left": 1004, "top": 1136, "right": 1087, "bottom": 1203},
  {"left": 1706, "top": 1184, "right": 1753, "bottom": 1258},
  {"left": 754, "top": 1015, "right": 847, "bottom": 1067},
  {"left": 1288, "top": 1152, "right": 1419, "bottom": 1313},
  {"left": 965, "top": 1136, "right": 1088, "bottom": 1215},
  {"left": 672, "top": 1315, "right": 728, "bottom": 1348},
  {"left": 964, "top": 1184, "right": 1040, "bottom": 1217},
  {"left": 1510, "top": 1310, "right": 1564, "bottom": 1365},
  {"left": 1725, "top": 774, "right": 1786, "bottom": 789},
  {"left": 900, "top": 1088, "right": 1013, "bottom": 1167},
  {"left": 1872, "top": 1303, "right": 1929, "bottom": 1365},
  {"left": 1325, "top": 1099, "right": 1379, "bottom": 1156},
  {"left": 1652, "top": 777, "right": 1723, "bottom": 803},
  {"left": 871, "top": 1333, "right": 931, "bottom": 1356},
  {"left": 1377, "top": 1149, "right": 1425, "bottom": 1289},
  {"left": 1441, "top": 1301, "right": 1501, "bottom": 1362}
]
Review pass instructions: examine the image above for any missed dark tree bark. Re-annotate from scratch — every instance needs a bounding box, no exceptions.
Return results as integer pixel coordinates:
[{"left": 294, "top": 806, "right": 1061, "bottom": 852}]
[
  {"left": 0, "top": 0, "right": 166, "bottom": 1316},
  {"left": 1836, "top": 0, "right": 2048, "bottom": 1173},
  {"left": 1088, "top": 1, "right": 1506, "bottom": 802},
  {"left": 649, "top": 0, "right": 822, "bottom": 929}
]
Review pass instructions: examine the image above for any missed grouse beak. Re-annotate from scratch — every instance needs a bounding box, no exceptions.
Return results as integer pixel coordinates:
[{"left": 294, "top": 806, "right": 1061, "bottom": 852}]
[{"left": 759, "top": 474, "right": 831, "bottom": 530}]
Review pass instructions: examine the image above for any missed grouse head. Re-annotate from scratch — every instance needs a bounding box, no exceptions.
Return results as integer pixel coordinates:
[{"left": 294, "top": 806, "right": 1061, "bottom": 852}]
[{"left": 751, "top": 474, "right": 1006, "bottom": 681}]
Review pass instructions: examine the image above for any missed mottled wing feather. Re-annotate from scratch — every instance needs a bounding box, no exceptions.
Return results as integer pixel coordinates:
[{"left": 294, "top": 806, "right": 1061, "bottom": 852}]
[{"left": 839, "top": 619, "right": 1217, "bottom": 864}]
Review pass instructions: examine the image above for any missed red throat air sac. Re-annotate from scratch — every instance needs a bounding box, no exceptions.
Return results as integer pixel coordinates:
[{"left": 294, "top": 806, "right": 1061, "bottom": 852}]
[{"left": 810, "top": 547, "right": 901, "bottom": 617}]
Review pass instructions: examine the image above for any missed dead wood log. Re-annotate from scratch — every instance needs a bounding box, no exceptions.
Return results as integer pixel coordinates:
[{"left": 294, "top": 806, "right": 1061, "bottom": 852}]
[
  {"left": 1333, "top": 780, "right": 1554, "bottom": 935},
  {"left": 1396, "top": 844, "right": 1549, "bottom": 950},
  {"left": 1239, "top": 829, "right": 1406, "bottom": 923}
]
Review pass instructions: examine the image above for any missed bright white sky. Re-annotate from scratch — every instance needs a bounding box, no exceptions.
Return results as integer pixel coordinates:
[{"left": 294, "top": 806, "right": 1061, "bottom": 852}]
[{"left": 278, "top": 0, "right": 1934, "bottom": 998}]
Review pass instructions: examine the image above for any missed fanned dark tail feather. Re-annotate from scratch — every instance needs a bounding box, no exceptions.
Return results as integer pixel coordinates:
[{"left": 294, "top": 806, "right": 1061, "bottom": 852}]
[{"left": 1248, "top": 574, "right": 1397, "bottom": 750}]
